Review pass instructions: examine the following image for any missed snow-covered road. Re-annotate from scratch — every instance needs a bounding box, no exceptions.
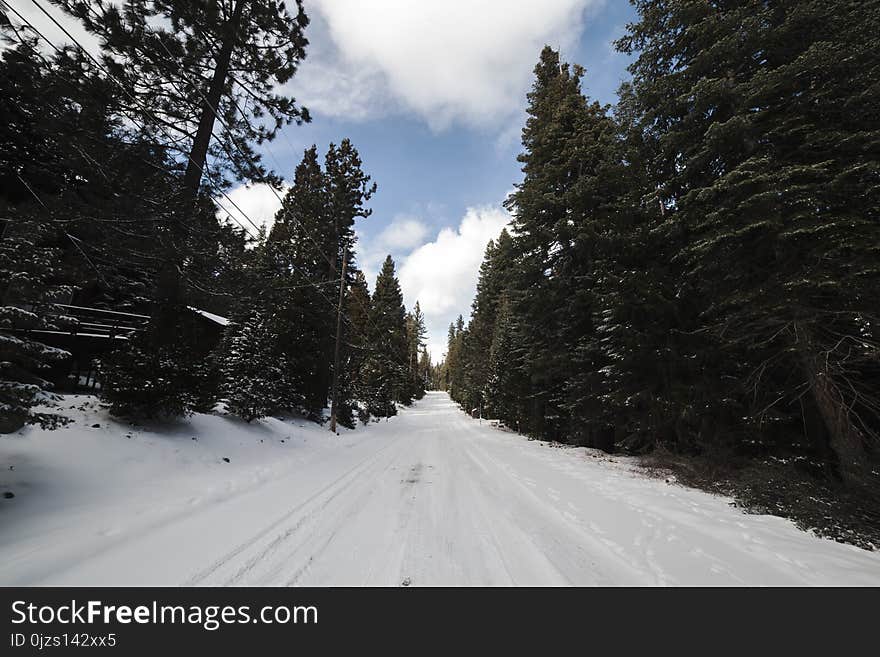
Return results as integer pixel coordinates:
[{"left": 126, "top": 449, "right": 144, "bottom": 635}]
[{"left": 1, "top": 392, "right": 878, "bottom": 585}]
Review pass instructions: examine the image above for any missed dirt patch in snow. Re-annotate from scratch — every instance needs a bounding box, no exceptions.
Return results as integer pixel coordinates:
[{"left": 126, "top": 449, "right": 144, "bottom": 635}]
[{"left": 639, "top": 448, "right": 880, "bottom": 551}]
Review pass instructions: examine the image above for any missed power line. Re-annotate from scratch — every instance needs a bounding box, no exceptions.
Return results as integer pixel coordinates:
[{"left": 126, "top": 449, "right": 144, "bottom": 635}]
[
  {"left": 3, "top": 5, "right": 269, "bottom": 302},
  {"left": 11, "top": 1, "right": 273, "bottom": 251},
  {"left": 148, "top": 23, "right": 415, "bottom": 370},
  {"left": 130, "top": 9, "right": 413, "bottom": 371},
  {"left": 17, "top": 0, "right": 362, "bottom": 333},
  {"left": 147, "top": 17, "right": 397, "bottom": 348},
  {"left": 8, "top": 1, "right": 416, "bottom": 377}
]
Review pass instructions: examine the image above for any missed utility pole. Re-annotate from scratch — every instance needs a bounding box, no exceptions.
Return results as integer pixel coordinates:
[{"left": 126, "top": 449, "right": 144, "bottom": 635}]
[{"left": 329, "top": 251, "right": 348, "bottom": 433}]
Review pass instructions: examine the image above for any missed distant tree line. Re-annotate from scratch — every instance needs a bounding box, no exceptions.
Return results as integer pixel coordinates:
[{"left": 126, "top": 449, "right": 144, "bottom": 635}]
[
  {"left": 443, "top": 1, "right": 880, "bottom": 488},
  {"left": 0, "top": 0, "right": 429, "bottom": 431}
]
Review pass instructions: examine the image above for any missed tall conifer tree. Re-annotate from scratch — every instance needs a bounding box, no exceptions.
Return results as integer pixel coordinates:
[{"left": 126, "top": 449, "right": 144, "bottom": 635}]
[
  {"left": 362, "top": 256, "right": 408, "bottom": 417},
  {"left": 620, "top": 0, "right": 880, "bottom": 481}
]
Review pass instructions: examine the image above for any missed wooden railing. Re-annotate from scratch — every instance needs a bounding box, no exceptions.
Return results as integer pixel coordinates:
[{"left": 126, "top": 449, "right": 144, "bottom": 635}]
[{"left": 8, "top": 303, "right": 150, "bottom": 340}]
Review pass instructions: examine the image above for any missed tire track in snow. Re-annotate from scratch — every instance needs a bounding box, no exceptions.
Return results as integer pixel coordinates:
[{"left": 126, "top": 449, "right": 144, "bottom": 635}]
[
  {"left": 451, "top": 417, "right": 648, "bottom": 585},
  {"left": 185, "top": 433, "right": 405, "bottom": 586}
]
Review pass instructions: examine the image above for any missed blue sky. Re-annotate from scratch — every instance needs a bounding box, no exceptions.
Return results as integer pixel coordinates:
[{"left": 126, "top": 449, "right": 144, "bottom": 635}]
[
  {"left": 225, "top": 0, "right": 639, "bottom": 359},
  {"left": 271, "top": 1, "right": 637, "bottom": 246},
  {"left": 16, "top": 0, "right": 638, "bottom": 360}
]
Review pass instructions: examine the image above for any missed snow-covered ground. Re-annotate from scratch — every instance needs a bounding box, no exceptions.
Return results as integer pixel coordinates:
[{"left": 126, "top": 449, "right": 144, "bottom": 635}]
[{"left": 1, "top": 391, "right": 877, "bottom": 586}]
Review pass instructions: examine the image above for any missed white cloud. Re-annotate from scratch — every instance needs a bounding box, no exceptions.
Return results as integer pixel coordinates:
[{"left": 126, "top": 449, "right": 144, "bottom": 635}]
[
  {"left": 355, "top": 214, "right": 430, "bottom": 289},
  {"left": 286, "top": 7, "right": 393, "bottom": 121},
  {"left": 377, "top": 216, "right": 429, "bottom": 251},
  {"left": 355, "top": 204, "right": 511, "bottom": 362},
  {"left": 212, "top": 185, "right": 512, "bottom": 362},
  {"left": 215, "top": 183, "right": 286, "bottom": 237},
  {"left": 8, "top": 0, "right": 601, "bottom": 131},
  {"left": 213, "top": 187, "right": 427, "bottom": 272},
  {"left": 398, "top": 204, "right": 511, "bottom": 361},
  {"left": 291, "top": 57, "right": 388, "bottom": 122},
  {"left": 290, "top": 0, "right": 602, "bottom": 129}
]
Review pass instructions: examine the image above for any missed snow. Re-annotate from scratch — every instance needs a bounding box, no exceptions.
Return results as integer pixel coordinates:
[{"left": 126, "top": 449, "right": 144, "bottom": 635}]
[
  {"left": 187, "top": 307, "right": 230, "bottom": 326},
  {"left": 0, "top": 392, "right": 878, "bottom": 586},
  {"left": 27, "top": 330, "right": 126, "bottom": 340}
]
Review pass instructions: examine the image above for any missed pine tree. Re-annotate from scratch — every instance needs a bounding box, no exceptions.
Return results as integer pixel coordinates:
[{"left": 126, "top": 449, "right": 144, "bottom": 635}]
[
  {"left": 417, "top": 347, "right": 432, "bottom": 394},
  {"left": 0, "top": 218, "right": 72, "bottom": 432},
  {"left": 41, "top": 1, "right": 313, "bottom": 420},
  {"left": 268, "top": 146, "right": 333, "bottom": 416},
  {"left": 51, "top": 0, "right": 311, "bottom": 198},
  {"left": 444, "top": 315, "right": 467, "bottom": 405},
  {"left": 98, "top": 308, "right": 219, "bottom": 418},
  {"left": 258, "top": 142, "right": 375, "bottom": 418},
  {"left": 405, "top": 301, "right": 428, "bottom": 401},
  {"left": 503, "top": 46, "right": 609, "bottom": 440},
  {"left": 324, "top": 140, "right": 377, "bottom": 272},
  {"left": 0, "top": 38, "right": 177, "bottom": 311},
  {"left": 339, "top": 269, "right": 372, "bottom": 425},
  {"left": 552, "top": 86, "right": 631, "bottom": 450},
  {"left": 620, "top": 0, "right": 880, "bottom": 481},
  {"left": 456, "top": 230, "right": 515, "bottom": 415},
  {"left": 362, "top": 256, "right": 408, "bottom": 417},
  {"left": 217, "top": 309, "right": 299, "bottom": 422},
  {"left": 210, "top": 141, "right": 376, "bottom": 425},
  {"left": 0, "top": 24, "right": 234, "bottom": 423},
  {"left": 484, "top": 294, "right": 527, "bottom": 429},
  {"left": 322, "top": 140, "right": 376, "bottom": 414},
  {"left": 581, "top": 81, "right": 685, "bottom": 453}
]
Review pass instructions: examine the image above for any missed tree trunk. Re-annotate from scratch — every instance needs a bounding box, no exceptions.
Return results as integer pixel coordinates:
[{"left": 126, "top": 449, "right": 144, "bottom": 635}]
[
  {"left": 797, "top": 329, "right": 870, "bottom": 485},
  {"left": 182, "top": 0, "right": 247, "bottom": 200},
  {"left": 156, "top": 0, "right": 246, "bottom": 319}
]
